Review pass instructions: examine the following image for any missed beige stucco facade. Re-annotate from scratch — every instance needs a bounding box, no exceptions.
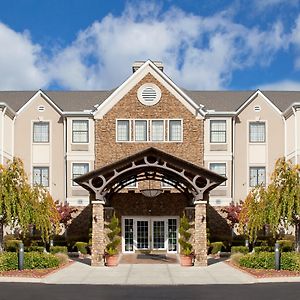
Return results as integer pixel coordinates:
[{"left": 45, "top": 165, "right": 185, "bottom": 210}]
[{"left": 234, "top": 93, "right": 284, "bottom": 202}]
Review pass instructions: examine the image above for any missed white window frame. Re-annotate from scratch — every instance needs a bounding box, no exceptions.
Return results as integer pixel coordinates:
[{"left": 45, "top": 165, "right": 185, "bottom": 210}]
[
  {"left": 209, "top": 162, "right": 227, "bottom": 186},
  {"left": 33, "top": 121, "right": 50, "bottom": 143},
  {"left": 210, "top": 120, "right": 226, "bottom": 144},
  {"left": 249, "top": 121, "right": 266, "bottom": 143},
  {"left": 116, "top": 119, "right": 131, "bottom": 142},
  {"left": 168, "top": 119, "right": 183, "bottom": 142},
  {"left": 32, "top": 166, "right": 49, "bottom": 187},
  {"left": 150, "top": 119, "right": 165, "bottom": 142},
  {"left": 134, "top": 119, "right": 148, "bottom": 142},
  {"left": 72, "top": 163, "right": 89, "bottom": 186},
  {"left": 249, "top": 166, "right": 266, "bottom": 187},
  {"left": 72, "top": 120, "right": 89, "bottom": 144}
]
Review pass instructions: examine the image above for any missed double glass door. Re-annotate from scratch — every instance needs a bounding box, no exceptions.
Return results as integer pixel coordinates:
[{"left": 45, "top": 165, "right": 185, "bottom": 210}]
[{"left": 123, "top": 217, "right": 178, "bottom": 253}]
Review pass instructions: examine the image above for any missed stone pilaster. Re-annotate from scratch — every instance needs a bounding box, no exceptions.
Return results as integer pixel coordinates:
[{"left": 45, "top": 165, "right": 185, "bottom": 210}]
[
  {"left": 194, "top": 201, "right": 207, "bottom": 266},
  {"left": 91, "top": 201, "right": 105, "bottom": 266}
]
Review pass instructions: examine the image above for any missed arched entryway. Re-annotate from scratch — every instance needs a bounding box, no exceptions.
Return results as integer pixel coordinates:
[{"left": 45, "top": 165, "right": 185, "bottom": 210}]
[{"left": 74, "top": 147, "right": 225, "bottom": 266}]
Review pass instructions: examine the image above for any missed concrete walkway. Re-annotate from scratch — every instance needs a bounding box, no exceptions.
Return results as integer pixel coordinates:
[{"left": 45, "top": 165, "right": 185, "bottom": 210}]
[{"left": 1, "top": 260, "right": 300, "bottom": 285}]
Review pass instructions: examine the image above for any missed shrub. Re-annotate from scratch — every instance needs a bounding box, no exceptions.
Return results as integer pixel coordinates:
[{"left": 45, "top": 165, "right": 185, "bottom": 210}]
[
  {"left": 240, "top": 252, "right": 274, "bottom": 269},
  {"left": 54, "top": 253, "right": 69, "bottom": 265},
  {"left": 4, "top": 240, "right": 22, "bottom": 252},
  {"left": 277, "top": 240, "right": 294, "bottom": 252},
  {"left": 74, "top": 242, "right": 88, "bottom": 254},
  {"left": 26, "top": 246, "right": 45, "bottom": 253},
  {"left": 230, "top": 253, "right": 245, "bottom": 265},
  {"left": 231, "top": 246, "right": 249, "bottom": 254},
  {"left": 231, "top": 235, "right": 246, "bottom": 247},
  {"left": 178, "top": 215, "right": 193, "bottom": 256},
  {"left": 210, "top": 242, "right": 224, "bottom": 254},
  {"left": 254, "top": 246, "right": 273, "bottom": 253},
  {"left": 0, "top": 252, "right": 60, "bottom": 271},
  {"left": 50, "top": 246, "right": 68, "bottom": 254},
  {"left": 239, "top": 252, "right": 300, "bottom": 271}
]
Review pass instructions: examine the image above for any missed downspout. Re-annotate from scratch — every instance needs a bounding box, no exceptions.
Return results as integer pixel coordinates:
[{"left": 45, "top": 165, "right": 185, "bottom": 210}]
[
  {"left": 292, "top": 107, "right": 297, "bottom": 164},
  {"left": 1, "top": 107, "right": 7, "bottom": 165},
  {"left": 282, "top": 114, "right": 287, "bottom": 158},
  {"left": 63, "top": 117, "right": 67, "bottom": 204},
  {"left": 231, "top": 116, "right": 235, "bottom": 203},
  {"left": 12, "top": 115, "right": 16, "bottom": 159}
]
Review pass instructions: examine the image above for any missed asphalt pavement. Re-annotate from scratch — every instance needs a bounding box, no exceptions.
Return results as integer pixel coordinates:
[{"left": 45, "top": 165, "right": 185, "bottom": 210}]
[{"left": 1, "top": 282, "right": 300, "bottom": 300}]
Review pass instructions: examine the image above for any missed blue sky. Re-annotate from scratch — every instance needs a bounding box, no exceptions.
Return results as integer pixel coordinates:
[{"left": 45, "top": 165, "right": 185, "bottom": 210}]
[{"left": 0, "top": 0, "right": 300, "bottom": 90}]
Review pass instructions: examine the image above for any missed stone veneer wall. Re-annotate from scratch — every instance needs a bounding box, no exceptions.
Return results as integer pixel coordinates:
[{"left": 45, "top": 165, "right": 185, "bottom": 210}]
[{"left": 94, "top": 73, "right": 204, "bottom": 168}]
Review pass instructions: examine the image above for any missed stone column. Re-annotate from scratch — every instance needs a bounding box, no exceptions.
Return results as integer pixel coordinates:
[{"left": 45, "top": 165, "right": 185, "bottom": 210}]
[
  {"left": 91, "top": 200, "right": 105, "bottom": 266},
  {"left": 194, "top": 200, "right": 207, "bottom": 266}
]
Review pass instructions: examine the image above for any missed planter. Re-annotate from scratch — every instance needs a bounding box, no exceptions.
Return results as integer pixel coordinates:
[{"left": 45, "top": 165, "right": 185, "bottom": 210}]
[
  {"left": 105, "top": 254, "right": 119, "bottom": 267},
  {"left": 180, "top": 254, "right": 193, "bottom": 266}
]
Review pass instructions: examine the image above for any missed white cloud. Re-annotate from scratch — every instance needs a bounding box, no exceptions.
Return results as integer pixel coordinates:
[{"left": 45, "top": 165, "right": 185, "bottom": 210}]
[
  {"left": 47, "top": 4, "right": 289, "bottom": 90},
  {"left": 0, "top": 2, "right": 297, "bottom": 90},
  {"left": 258, "top": 80, "right": 300, "bottom": 91},
  {"left": 0, "top": 23, "right": 47, "bottom": 90}
]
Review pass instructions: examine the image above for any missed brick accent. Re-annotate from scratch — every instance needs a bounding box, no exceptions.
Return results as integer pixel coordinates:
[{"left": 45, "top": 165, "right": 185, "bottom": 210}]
[
  {"left": 194, "top": 202, "right": 207, "bottom": 266},
  {"left": 95, "top": 73, "right": 204, "bottom": 168},
  {"left": 91, "top": 202, "right": 105, "bottom": 266}
]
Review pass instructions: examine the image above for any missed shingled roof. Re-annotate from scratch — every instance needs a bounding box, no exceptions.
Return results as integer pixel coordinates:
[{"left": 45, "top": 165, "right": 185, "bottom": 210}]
[{"left": 0, "top": 89, "right": 300, "bottom": 114}]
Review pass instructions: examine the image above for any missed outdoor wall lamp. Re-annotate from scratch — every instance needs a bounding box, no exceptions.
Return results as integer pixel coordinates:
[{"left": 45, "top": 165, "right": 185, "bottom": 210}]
[
  {"left": 93, "top": 215, "right": 98, "bottom": 223},
  {"left": 201, "top": 215, "right": 205, "bottom": 223}
]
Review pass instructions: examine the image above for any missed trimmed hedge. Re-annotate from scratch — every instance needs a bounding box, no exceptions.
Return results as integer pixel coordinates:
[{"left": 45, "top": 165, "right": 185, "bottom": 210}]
[
  {"left": 0, "top": 252, "right": 60, "bottom": 271},
  {"left": 50, "top": 246, "right": 68, "bottom": 254},
  {"left": 210, "top": 242, "right": 224, "bottom": 254},
  {"left": 254, "top": 246, "right": 273, "bottom": 253},
  {"left": 277, "top": 240, "right": 294, "bottom": 252},
  {"left": 231, "top": 246, "right": 249, "bottom": 254},
  {"left": 239, "top": 252, "right": 300, "bottom": 271},
  {"left": 25, "top": 246, "right": 45, "bottom": 253},
  {"left": 74, "top": 242, "right": 88, "bottom": 255},
  {"left": 4, "top": 240, "right": 22, "bottom": 252}
]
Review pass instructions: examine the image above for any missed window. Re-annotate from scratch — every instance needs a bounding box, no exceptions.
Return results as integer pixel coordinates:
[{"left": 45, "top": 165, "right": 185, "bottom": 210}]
[
  {"left": 151, "top": 120, "right": 164, "bottom": 141},
  {"left": 126, "top": 181, "right": 138, "bottom": 188},
  {"left": 169, "top": 120, "right": 182, "bottom": 141},
  {"left": 33, "top": 122, "right": 49, "bottom": 143},
  {"left": 161, "top": 178, "right": 173, "bottom": 188},
  {"left": 33, "top": 167, "right": 49, "bottom": 187},
  {"left": 249, "top": 167, "right": 266, "bottom": 187},
  {"left": 210, "top": 120, "right": 226, "bottom": 143},
  {"left": 135, "top": 120, "right": 147, "bottom": 141},
  {"left": 72, "top": 120, "right": 89, "bottom": 143},
  {"left": 249, "top": 122, "right": 265, "bottom": 143},
  {"left": 72, "top": 163, "right": 89, "bottom": 186},
  {"left": 117, "top": 120, "right": 130, "bottom": 141},
  {"left": 210, "top": 163, "right": 226, "bottom": 186}
]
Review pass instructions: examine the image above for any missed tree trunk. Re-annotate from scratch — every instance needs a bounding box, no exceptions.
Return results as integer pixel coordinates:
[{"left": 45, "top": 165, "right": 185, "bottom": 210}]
[
  {"left": 296, "top": 222, "right": 300, "bottom": 252},
  {"left": 0, "top": 223, "right": 4, "bottom": 252}
]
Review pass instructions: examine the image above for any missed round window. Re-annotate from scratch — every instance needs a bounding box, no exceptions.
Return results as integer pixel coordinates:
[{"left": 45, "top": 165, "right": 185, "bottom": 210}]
[{"left": 137, "top": 83, "right": 161, "bottom": 106}]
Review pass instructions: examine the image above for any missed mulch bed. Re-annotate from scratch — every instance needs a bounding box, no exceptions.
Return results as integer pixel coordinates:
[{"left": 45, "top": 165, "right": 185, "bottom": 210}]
[
  {"left": 0, "top": 261, "right": 74, "bottom": 278},
  {"left": 226, "top": 260, "right": 300, "bottom": 278}
]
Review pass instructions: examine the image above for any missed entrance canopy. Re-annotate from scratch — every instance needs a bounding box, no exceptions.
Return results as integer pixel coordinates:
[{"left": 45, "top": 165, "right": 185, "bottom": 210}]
[{"left": 74, "top": 147, "right": 226, "bottom": 204}]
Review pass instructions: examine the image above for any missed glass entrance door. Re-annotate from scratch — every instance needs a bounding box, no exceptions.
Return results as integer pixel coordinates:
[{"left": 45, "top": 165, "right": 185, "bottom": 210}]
[
  {"left": 136, "top": 220, "right": 149, "bottom": 249},
  {"left": 152, "top": 220, "right": 166, "bottom": 250}
]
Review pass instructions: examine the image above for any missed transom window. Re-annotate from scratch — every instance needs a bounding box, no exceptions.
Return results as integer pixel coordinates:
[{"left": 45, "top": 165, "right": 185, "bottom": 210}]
[
  {"left": 33, "top": 167, "right": 49, "bottom": 187},
  {"left": 210, "top": 163, "right": 226, "bottom": 186},
  {"left": 249, "top": 122, "right": 265, "bottom": 143},
  {"left": 249, "top": 167, "right": 266, "bottom": 187},
  {"left": 116, "top": 119, "right": 182, "bottom": 142},
  {"left": 72, "top": 163, "right": 89, "bottom": 186},
  {"left": 210, "top": 120, "right": 226, "bottom": 143},
  {"left": 33, "top": 122, "right": 49, "bottom": 143},
  {"left": 72, "top": 120, "right": 89, "bottom": 143}
]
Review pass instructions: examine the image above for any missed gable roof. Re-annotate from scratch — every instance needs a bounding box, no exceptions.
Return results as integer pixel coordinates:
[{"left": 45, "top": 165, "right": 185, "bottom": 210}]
[{"left": 0, "top": 90, "right": 113, "bottom": 113}]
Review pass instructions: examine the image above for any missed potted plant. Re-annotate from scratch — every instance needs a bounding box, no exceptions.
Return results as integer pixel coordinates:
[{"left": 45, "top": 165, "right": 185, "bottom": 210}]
[
  {"left": 178, "top": 215, "right": 194, "bottom": 266},
  {"left": 105, "top": 213, "right": 121, "bottom": 267}
]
